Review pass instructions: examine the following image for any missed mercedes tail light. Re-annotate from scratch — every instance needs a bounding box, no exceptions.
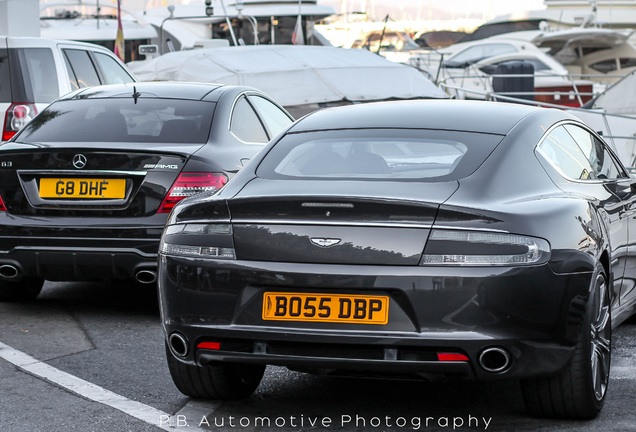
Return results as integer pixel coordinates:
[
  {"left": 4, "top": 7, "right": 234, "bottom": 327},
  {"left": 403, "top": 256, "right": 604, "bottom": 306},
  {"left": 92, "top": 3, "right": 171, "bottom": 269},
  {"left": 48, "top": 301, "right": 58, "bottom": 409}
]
[
  {"left": 158, "top": 172, "right": 228, "bottom": 213},
  {"left": 2, "top": 103, "right": 38, "bottom": 141}
]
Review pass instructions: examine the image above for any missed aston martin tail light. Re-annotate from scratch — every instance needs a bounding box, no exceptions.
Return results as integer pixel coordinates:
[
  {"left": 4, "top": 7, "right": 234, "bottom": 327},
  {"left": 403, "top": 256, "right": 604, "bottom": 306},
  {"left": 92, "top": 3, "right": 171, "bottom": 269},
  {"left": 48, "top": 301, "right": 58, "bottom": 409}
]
[
  {"left": 159, "top": 223, "right": 236, "bottom": 259},
  {"left": 158, "top": 172, "right": 228, "bottom": 213},
  {"left": 420, "top": 230, "right": 550, "bottom": 266},
  {"left": 2, "top": 103, "right": 38, "bottom": 141}
]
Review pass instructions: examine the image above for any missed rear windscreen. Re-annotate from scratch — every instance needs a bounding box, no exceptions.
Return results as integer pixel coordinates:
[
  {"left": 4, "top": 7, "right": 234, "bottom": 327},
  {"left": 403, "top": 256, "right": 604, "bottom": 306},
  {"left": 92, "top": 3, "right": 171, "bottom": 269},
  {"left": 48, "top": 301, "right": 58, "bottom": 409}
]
[
  {"left": 257, "top": 129, "right": 504, "bottom": 182},
  {"left": 15, "top": 98, "right": 216, "bottom": 143}
]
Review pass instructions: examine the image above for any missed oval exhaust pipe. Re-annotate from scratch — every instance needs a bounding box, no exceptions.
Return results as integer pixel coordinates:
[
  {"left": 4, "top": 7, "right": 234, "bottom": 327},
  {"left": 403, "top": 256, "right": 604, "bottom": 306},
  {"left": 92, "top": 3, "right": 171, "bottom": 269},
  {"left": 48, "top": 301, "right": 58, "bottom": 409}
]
[
  {"left": 478, "top": 347, "right": 512, "bottom": 373},
  {"left": 0, "top": 264, "right": 19, "bottom": 280},
  {"left": 135, "top": 269, "right": 157, "bottom": 284},
  {"left": 169, "top": 333, "right": 189, "bottom": 358}
]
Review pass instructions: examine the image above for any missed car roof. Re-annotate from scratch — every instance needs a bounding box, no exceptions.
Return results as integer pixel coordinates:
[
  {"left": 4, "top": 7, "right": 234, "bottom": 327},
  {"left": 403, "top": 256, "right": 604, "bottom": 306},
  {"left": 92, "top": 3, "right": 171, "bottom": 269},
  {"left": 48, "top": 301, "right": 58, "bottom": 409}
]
[
  {"left": 58, "top": 82, "right": 234, "bottom": 102},
  {"left": 288, "top": 99, "right": 546, "bottom": 135},
  {"left": 0, "top": 36, "right": 116, "bottom": 52}
]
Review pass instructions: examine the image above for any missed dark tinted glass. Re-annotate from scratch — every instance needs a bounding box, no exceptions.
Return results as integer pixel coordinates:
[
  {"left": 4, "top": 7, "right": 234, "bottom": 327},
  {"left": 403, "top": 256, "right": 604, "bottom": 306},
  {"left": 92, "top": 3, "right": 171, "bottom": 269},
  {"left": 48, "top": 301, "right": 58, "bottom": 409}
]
[
  {"left": 590, "top": 59, "right": 617, "bottom": 73},
  {"left": 15, "top": 98, "right": 215, "bottom": 143},
  {"left": 257, "top": 129, "right": 503, "bottom": 181},
  {"left": 63, "top": 49, "right": 101, "bottom": 87},
  {"left": 6, "top": 48, "right": 59, "bottom": 102},
  {"left": 0, "top": 49, "right": 10, "bottom": 102}
]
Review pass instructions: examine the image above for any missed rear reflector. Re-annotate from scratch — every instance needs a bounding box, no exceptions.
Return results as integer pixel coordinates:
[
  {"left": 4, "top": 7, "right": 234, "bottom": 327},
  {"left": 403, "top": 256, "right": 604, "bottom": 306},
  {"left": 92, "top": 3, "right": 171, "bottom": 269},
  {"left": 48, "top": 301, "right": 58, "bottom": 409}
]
[
  {"left": 2, "top": 103, "right": 38, "bottom": 141},
  {"left": 158, "top": 172, "right": 228, "bottom": 213},
  {"left": 437, "top": 352, "right": 470, "bottom": 362},
  {"left": 197, "top": 341, "right": 221, "bottom": 350}
]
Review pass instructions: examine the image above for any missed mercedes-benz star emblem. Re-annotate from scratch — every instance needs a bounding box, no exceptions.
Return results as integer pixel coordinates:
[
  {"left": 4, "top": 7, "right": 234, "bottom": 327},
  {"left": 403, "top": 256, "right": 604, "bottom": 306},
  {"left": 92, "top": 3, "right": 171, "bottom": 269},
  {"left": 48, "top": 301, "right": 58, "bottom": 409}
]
[
  {"left": 310, "top": 238, "right": 341, "bottom": 248},
  {"left": 72, "top": 154, "right": 87, "bottom": 169}
]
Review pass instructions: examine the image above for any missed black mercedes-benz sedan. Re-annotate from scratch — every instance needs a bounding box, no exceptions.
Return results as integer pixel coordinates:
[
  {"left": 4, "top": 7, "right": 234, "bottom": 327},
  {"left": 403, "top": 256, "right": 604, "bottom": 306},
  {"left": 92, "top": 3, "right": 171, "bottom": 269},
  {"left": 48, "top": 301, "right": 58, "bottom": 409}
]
[
  {"left": 158, "top": 99, "right": 636, "bottom": 419},
  {"left": 0, "top": 82, "right": 293, "bottom": 301}
]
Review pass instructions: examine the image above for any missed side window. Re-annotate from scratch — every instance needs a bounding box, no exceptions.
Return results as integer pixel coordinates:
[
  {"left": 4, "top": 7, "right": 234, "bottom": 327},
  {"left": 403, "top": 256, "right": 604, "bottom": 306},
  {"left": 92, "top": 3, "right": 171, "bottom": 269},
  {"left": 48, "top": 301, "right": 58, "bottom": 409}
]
[
  {"left": 449, "top": 43, "right": 517, "bottom": 65},
  {"left": 589, "top": 59, "right": 618, "bottom": 74},
  {"left": 229, "top": 96, "right": 268, "bottom": 143},
  {"left": 564, "top": 124, "right": 627, "bottom": 180},
  {"left": 11, "top": 48, "right": 60, "bottom": 103},
  {"left": 537, "top": 125, "right": 594, "bottom": 180},
  {"left": 619, "top": 58, "right": 636, "bottom": 70},
  {"left": 62, "top": 49, "right": 101, "bottom": 88},
  {"left": 247, "top": 95, "right": 293, "bottom": 138},
  {"left": 93, "top": 52, "right": 135, "bottom": 84},
  {"left": 0, "top": 49, "right": 11, "bottom": 102}
]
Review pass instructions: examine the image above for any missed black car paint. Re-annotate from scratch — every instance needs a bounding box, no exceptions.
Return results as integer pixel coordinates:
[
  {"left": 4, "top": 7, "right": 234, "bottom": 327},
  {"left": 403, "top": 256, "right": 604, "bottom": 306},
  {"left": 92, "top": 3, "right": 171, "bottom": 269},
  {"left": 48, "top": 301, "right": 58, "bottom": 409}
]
[
  {"left": 0, "top": 82, "right": 293, "bottom": 283},
  {"left": 158, "top": 100, "right": 636, "bottom": 382}
]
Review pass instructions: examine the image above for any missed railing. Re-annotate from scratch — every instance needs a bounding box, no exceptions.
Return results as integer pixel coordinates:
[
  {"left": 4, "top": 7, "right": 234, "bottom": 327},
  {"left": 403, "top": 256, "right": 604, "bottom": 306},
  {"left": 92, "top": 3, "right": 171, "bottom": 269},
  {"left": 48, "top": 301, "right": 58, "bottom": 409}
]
[
  {"left": 433, "top": 76, "right": 636, "bottom": 170},
  {"left": 437, "top": 73, "right": 598, "bottom": 108}
]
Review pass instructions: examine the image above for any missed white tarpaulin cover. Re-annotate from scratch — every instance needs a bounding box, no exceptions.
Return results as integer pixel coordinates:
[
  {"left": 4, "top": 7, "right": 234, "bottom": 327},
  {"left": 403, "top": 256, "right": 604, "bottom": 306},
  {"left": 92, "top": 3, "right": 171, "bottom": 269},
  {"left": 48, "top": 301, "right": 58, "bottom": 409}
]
[
  {"left": 128, "top": 45, "right": 447, "bottom": 106},
  {"left": 589, "top": 69, "right": 636, "bottom": 115}
]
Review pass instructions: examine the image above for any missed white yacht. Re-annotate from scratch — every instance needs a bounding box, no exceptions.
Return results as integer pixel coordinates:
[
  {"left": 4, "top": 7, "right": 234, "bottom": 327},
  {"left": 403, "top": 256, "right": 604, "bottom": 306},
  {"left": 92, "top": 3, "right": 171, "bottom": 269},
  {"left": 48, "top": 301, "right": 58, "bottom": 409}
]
[
  {"left": 39, "top": 1, "right": 157, "bottom": 63},
  {"left": 142, "top": 0, "right": 336, "bottom": 53}
]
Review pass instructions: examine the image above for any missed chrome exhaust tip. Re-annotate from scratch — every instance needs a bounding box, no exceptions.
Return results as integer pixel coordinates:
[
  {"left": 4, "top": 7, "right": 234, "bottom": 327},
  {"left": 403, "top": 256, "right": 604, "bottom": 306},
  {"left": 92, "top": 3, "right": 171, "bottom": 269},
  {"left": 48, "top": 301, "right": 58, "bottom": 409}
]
[
  {"left": 169, "top": 333, "right": 189, "bottom": 358},
  {"left": 135, "top": 269, "right": 157, "bottom": 284},
  {"left": 478, "top": 347, "right": 512, "bottom": 373},
  {"left": 0, "top": 264, "right": 20, "bottom": 280}
]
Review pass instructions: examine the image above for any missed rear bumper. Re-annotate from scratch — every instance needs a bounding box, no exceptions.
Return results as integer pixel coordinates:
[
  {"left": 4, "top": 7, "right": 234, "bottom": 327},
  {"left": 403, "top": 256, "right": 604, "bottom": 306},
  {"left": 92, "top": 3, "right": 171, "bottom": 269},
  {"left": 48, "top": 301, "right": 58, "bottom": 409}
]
[
  {"left": 0, "top": 245, "right": 158, "bottom": 281},
  {"left": 0, "top": 219, "right": 164, "bottom": 281},
  {"left": 182, "top": 327, "right": 574, "bottom": 381},
  {"left": 159, "top": 255, "right": 594, "bottom": 380}
]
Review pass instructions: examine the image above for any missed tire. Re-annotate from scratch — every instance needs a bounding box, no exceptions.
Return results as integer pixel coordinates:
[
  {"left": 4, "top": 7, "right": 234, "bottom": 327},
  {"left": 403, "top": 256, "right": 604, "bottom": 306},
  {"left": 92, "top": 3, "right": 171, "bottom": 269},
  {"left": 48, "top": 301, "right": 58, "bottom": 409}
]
[
  {"left": 521, "top": 263, "right": 611, "bottom": 419},
  {"left": 165, "top": 343, "right": 265, "bottom": 400},
  {"left": 0, "top": 278, "right": 44, "bottom": 302}
]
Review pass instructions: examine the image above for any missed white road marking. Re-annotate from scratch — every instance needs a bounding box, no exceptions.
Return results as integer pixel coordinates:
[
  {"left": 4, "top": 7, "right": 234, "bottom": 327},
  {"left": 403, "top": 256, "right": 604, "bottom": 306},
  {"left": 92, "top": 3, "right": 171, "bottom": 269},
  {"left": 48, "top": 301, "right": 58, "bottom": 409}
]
[{"left": 0, "top": 341, "right": 207, "bottom": 431}]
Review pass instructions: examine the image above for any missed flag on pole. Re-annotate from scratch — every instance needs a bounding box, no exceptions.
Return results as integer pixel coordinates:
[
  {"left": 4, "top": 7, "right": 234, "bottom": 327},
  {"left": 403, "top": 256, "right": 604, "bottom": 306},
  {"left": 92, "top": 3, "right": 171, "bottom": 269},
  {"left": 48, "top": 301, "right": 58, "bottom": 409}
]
[
  {"left": 114, "top": 0, "right": 125, "bottom": 61},
  {"left": 291, "top": 15, "right": 304, "bottom": 45},
  {"left": 291, "top": 0, "right": 304, "bottom": 45}
]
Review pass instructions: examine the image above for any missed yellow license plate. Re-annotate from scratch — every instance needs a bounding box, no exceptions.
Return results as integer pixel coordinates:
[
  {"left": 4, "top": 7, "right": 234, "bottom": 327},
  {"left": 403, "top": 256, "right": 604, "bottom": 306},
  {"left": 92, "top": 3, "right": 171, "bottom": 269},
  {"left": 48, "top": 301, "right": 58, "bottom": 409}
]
[
  {"left": 262, "top": 292, "right": 389, "bottom": 325},
  {"left": 39, "top": 178, "right": 126, "bottom": 199}
]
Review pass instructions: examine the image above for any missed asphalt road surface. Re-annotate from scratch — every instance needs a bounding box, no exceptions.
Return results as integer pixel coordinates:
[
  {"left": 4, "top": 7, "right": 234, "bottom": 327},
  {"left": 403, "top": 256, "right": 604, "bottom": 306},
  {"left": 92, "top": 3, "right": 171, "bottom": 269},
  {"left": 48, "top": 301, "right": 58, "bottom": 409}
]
[{"left": 1, "top": 280, "right": 635, "bottom": 432}]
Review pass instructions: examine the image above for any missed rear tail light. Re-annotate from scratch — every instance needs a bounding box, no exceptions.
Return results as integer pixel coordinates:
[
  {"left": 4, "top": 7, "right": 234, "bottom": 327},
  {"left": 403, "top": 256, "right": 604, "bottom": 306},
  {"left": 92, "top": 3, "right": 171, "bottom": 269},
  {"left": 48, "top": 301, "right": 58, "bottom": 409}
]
[
  {"left": 420, "top": 230, "right": 550, "bottom": 266},
  {"left": 2, "top": 103, "right": 38, "bottom": 141},
  {"left": 158, "top": 172, "right": 228, "bottom": 213},
  {"left": 159, "top": 223, "right": 236, "bottom": 259},
  {"left": 0, "top": 196, "right": 6, "bottom": 212}
]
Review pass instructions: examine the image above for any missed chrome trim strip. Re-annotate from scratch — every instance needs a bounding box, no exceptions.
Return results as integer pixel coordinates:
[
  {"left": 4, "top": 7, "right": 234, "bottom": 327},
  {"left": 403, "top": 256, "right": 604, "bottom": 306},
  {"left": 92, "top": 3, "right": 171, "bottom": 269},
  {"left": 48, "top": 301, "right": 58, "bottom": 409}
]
[
  {"left": 17, "top": 170, "right": 147, "bottom": 176},
  {"left": 170, "top": 219, "right": 509, "bottom": 232},
  {"left": 232, "top": 219, "right": 429, "bottom": 228}
]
